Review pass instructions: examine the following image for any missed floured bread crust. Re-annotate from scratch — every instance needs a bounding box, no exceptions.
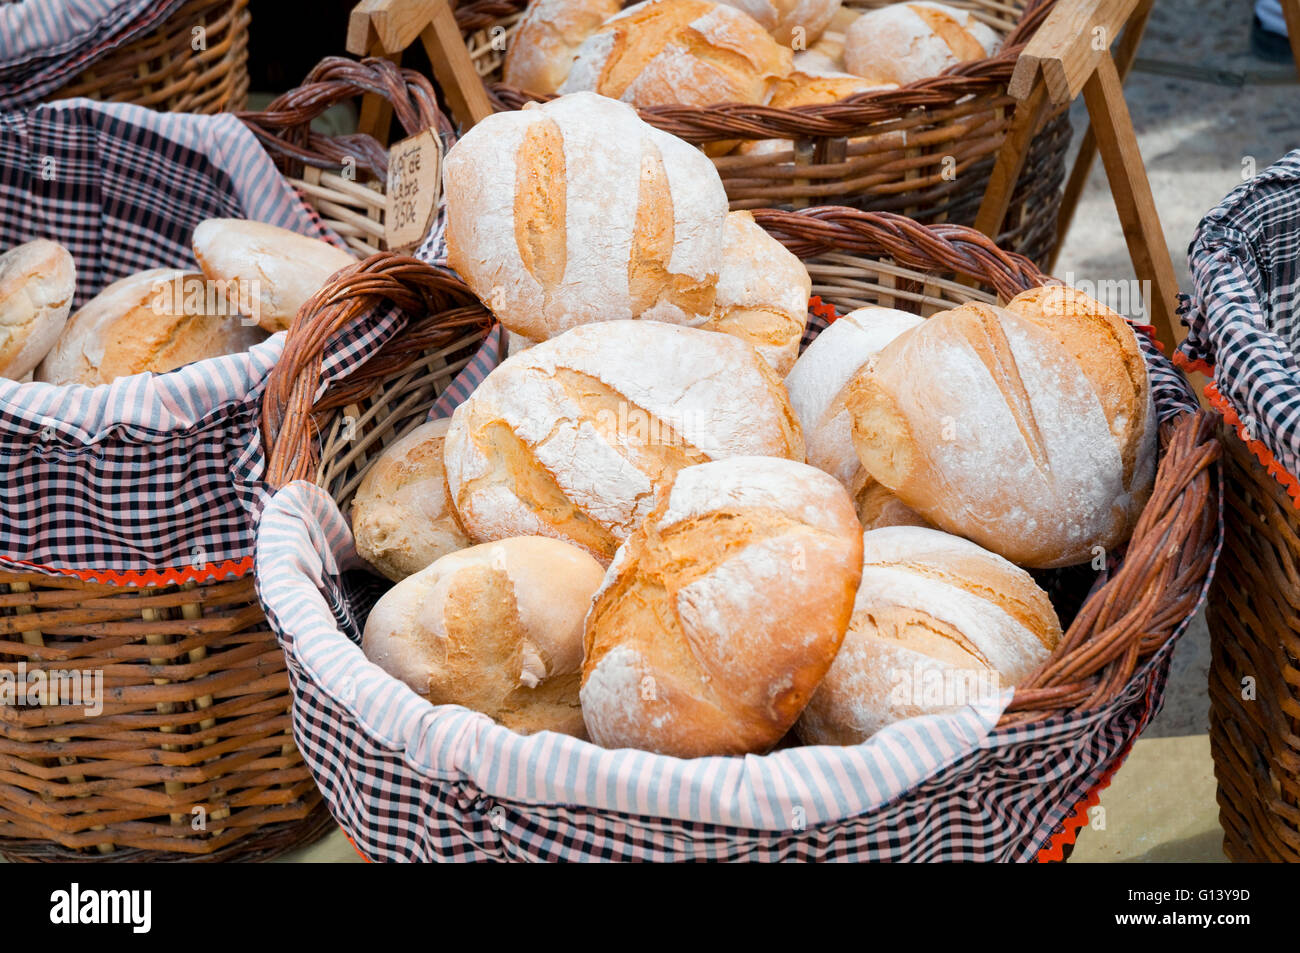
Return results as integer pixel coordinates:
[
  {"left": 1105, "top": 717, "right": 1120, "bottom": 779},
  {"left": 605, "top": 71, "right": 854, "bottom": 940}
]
[
  {"left": 843, "top": 1, "right": 1000, "bottom": 86},
  {"left": 504, "top": 0, "right": 623, "bottom": 95},
  {"left": 581, "top": 456, "right": 863, "bottom": 756},
  {"left": 798, "top": 525, "right": 1060, "bottom": 744},
  {"left": 714, "top": 0, "right": 842, "bottom": 46},
  {"left": 846, "top": 299, "right": 1154, "bottom": 568},
  {"left": 362, "top": 536, "right": 605, "bottom": 737},
  {"left": 36, "top": 269, "right": 267, "bottom": 386},
  {"left": 351, "top": 418, "right": 474, "bottom": 581},
  {"left": 443, "top": 319, "right": 805, "bottom": 564},
  {"left": 0, "top": 239, "right": 75, "bottom": 379}
]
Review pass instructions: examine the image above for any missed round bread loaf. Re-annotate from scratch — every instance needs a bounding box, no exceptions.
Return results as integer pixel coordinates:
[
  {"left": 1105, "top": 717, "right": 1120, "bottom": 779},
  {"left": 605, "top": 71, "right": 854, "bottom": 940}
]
[
  {"left": 192, "top": 219, "right": 354, "bottom": 333},
  {"left": 785, "top": 305, "right": 925, "bottom": 525},
  {"left": 558, "top": 0, "right": 792, "bottom": 108},
  {"left": 503, "top": 0, "right": 622, "bottom": 95},
  {"left": 808, "top": 5, "right": 859, "bottom": 65},
  {"left": 351, "top": 418, "right": 474, "bottom": 581},
  {"left": 845, "top": 296, "right": 1156, "bottom": 568},
  {"left": 362, "top": 536, "right": 604, "bottom": 737},
  {"left": 798, "top": 525, "right": 1060, "bottom": 745},
  {"left": 444, "top": 92, "right": 729, "bottom": 342},
  {"left": 444, "top": 320, "right": 804, "bottom": 564},
  {"left": 700, "top": 210, "right": 810, "bottom": 374},
  {"left": 0, "top": 240, "right": 76, "bottom": 380},
  {"left": 581, "top": 456, "right": 864, "bottom": 756},
  {"left": 843, "top": 1, "right": 999, "bottom": 86},
  {"left": 714, "top": 0, "right": 842, "bottom": 46},
  {"left": 36, "top": 269, "right": 267, "bottom": 386}
]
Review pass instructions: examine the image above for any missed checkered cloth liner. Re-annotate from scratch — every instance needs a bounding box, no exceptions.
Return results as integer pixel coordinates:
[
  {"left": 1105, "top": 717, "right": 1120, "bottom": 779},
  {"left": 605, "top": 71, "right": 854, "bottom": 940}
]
[
  {"left": 1179, "top": 149, "right": 1300, "bottom": 484},
  {"left": 0, "top": 0, "right": 186, "bottom": 111},
  {"left": 0, "top": 99, "right": 405, "bottom": 581},
  {"left": 256, "top": 293, "right": 1211, "bottom": 861}
]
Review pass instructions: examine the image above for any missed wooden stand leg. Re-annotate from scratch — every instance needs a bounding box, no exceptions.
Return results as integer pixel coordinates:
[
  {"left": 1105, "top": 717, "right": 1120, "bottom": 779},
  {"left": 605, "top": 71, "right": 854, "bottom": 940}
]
[
  {"left": 1081, "top": 51, "right": 1181, "bottom": 352},
  {"left": 973, "top": 83, "right": 1049, "bottom": 245},
  {"left": 420, "top": 0, "right": 495, "bottom": 128},
  {"left": 1050, "top": 0, "right": 1155, "bottom": 272}
]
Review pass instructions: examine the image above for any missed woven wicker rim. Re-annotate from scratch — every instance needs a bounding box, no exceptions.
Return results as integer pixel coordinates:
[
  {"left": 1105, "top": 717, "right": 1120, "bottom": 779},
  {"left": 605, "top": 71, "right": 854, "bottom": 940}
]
[
  {"left": 260, "top": 208, "right": 1219, "bottom": 731},
  {"left": 458, "top": 0, "right": 1058, "bottom": 143}
]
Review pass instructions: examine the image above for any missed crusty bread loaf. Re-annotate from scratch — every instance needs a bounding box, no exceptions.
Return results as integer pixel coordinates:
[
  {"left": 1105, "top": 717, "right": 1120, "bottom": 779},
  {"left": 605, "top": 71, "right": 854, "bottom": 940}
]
[
  {"left": 444, "top": 319, "right": 805, "bottom": 564},
  {"left": 714, "top": 0, "right": 842, "bottom": 46},
  {"left": 558, "top": 0, "right": 792, "bottom": 108},
  {"left": 0, "top": 240, "right": 75, "bottom": 380},
  {"left": 798, "top": 525, "right": 1060, "bottom": 745},
  {"left": 699, "top": 210, "right": 810, "bottom": 374},
  {"left": 444, "top": 92, "right": 728, "bottom": 342},
  {"left": 845, "top": 297, "right": 1156, "bottom": 568},
  {"left": 808, "top": 4, "right": 859, "bottom": 64},
  {"left": 582, "top": 456, "right": 863, "bottom": 756},
  {"left": 503, "top": 0, "right": 622, "bottom": 95},
  {"left": 362, "top": 536, "right": 604, "bottom": 737},
  {"left": 785, "top": 306, "right": 923, "bottom": 523},
  {"left": 192, "top": 219, "right": 354, "bottom": 333},
  {"left": 844, "top": 1, "right": 999, "bottom": 86},
  {"left": 351, "top": 418, "right": 474, "bottom": 581},
  {"left": 36, "top": 269, "right": 267, "bottom": 386}
]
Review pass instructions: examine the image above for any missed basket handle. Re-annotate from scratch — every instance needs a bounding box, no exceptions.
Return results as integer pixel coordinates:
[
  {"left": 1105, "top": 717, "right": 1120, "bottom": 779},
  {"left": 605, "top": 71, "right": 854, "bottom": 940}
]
[
  {"left": 238, "top": 56, "right": 453, "bottom": 182},
  {"left": 753, "top": 208, "right": 1050, "bottom": 299},
  {"left": 261, "top": 253, "right": 491, "bottom": 490}
]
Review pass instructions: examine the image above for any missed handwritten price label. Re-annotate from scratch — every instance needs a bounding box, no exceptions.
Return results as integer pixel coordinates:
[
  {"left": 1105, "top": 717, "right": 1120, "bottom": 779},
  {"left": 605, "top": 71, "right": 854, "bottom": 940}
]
[{"left": 385, "top": 129, "right": 442, "bottom": 252}]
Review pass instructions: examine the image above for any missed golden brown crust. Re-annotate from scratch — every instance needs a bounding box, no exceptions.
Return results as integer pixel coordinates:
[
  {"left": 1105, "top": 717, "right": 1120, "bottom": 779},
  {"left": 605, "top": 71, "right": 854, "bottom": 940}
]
[{"left": 503, "top": 0, "right": 623, "bottom": 95}]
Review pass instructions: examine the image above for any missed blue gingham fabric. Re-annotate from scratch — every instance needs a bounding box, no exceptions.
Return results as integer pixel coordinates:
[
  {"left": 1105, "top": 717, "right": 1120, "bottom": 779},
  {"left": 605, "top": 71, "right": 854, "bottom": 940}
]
[
  {"left": 0, "top": 99, "right": 404, "bottom": 581},
  {"left": 255, "top": 287, "right": 1217, "bottom": 862},
  {"left": 0, "top": 0, "right": 187, "bottom": 111},
  {"left": 1179, "top": 149, "right": 1300, "bottom": 485}
]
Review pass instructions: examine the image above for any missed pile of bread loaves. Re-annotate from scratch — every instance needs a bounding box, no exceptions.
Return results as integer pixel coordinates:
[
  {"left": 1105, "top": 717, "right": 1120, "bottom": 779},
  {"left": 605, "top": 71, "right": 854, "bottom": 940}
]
[
  {"left": 501, "top": 0, "right": 1001, "bottom": 156},
  {"left": 0, "top": 221, "right": 352, "bottom": 385},
  {"left": 357, "top": 92, "right": 1157, "bottom": 757}
]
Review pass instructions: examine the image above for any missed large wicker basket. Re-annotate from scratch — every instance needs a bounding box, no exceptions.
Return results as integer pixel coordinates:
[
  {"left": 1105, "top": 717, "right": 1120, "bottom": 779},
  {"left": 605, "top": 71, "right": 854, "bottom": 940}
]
[
  {"left": 1179, "top": 150, "right": 1300, "bottom": 863},
  {"left": 0, "top": 59, "right": 446, "bottom": 862},
  {"left": 49, "top": 0, "right": 252, "bottom": 113},
  {"left": 252, "top": 210, "right": 1220, "bottom": 862},
  {"left": 452, "top": 0, "right": 1071, "bottom": 267}
]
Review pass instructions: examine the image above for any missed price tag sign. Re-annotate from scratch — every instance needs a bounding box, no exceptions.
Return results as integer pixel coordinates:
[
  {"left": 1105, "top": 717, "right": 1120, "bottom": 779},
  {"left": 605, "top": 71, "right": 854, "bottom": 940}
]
[{"left": 385, "top": 129, "right": 442, "bottom": 252}]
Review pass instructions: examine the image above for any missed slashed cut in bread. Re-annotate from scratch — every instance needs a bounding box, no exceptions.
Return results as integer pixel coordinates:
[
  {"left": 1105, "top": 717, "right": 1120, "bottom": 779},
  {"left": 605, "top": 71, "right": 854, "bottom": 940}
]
[
  {"left": 797, "top": 526, "right": 1060, "bottom": 745},
  {"left": 503, "top": 0, "right": 623, "bottom": 95},
  {"left": 362, "top": 536, "right": 605, "bottom": 737},
  {"left": 351, "top": 418, "right": 473, "bottom": 581},
  {"left": 581, "top": 456, "right": 864, "bottom": 757},
  {"left": 443, "top": 319, "right": 804, "bottom": 565},
  {"left": 558, "top": 0, "right": 792, "bottom": 108},
  {"left": 845, "top": 297, "right": 1156, "bottom": 568}
]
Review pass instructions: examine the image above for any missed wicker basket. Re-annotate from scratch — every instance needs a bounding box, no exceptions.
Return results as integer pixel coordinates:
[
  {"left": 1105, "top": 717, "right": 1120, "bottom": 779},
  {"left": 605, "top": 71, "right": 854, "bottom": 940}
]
[
  {"left": 452, "top": 0, "right": 1071, "bottom": 267},
  {"left": 252, "top": 210, "right": 1220, "bottom": 861},
  {"left": 1180, "top": 151, "right": 1300, "bottom": 863},
  {"left": 48, "top": 0, "right": 251, "bottom": 114},
  {"left": 0, "top": 59, "right": 449, "bottom": 863}
]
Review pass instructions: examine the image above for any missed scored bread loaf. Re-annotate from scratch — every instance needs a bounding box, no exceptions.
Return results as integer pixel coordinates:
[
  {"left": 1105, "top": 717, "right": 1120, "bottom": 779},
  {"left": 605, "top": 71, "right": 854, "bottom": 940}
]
[
  {"left": 558, "top": 0, "right": 792, "bottom": 109},
  {"left": 0, "top": 239, "right": 76, "bottom": 380},
  {"left": 36, "top": 269, "right": 266, "bottom": 386},
  {"left": 443, "top": 319, "right": 805, "bottom": 564},
  {"left": 714, "top": 0, "right": 842, "bottom": 46},
  {"left": 581, "top": 456, "right": 864, "bottom": 757},
  {"left": 503, "top": 0, "right": 622, "bottom": 95},
  {"left": 192, "top": 219, "right": 354, "bottom": 333},
  {"left": 845, "top": 296, "right": 1156, "bottom": 568},
  {"left": 843, "top": 1, "right": 999, "bottom": 86},
  {"left": 362, "top": 536, "right": 605, "bottom": 738},
  {"left": 699, "top": 210, "right": 810, "bottom": 374},
  {"left": 785, "top": 305, "right": 926, "bottom": 527},
  {"left": 351, "top": 418, "right": 474, "bottom": 582},
  {"left": 797, "top": 525, "right": 1060, "bottom": 745},
  {"left": 444, "top": 92, "right": 729, "bottom": 342}
]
